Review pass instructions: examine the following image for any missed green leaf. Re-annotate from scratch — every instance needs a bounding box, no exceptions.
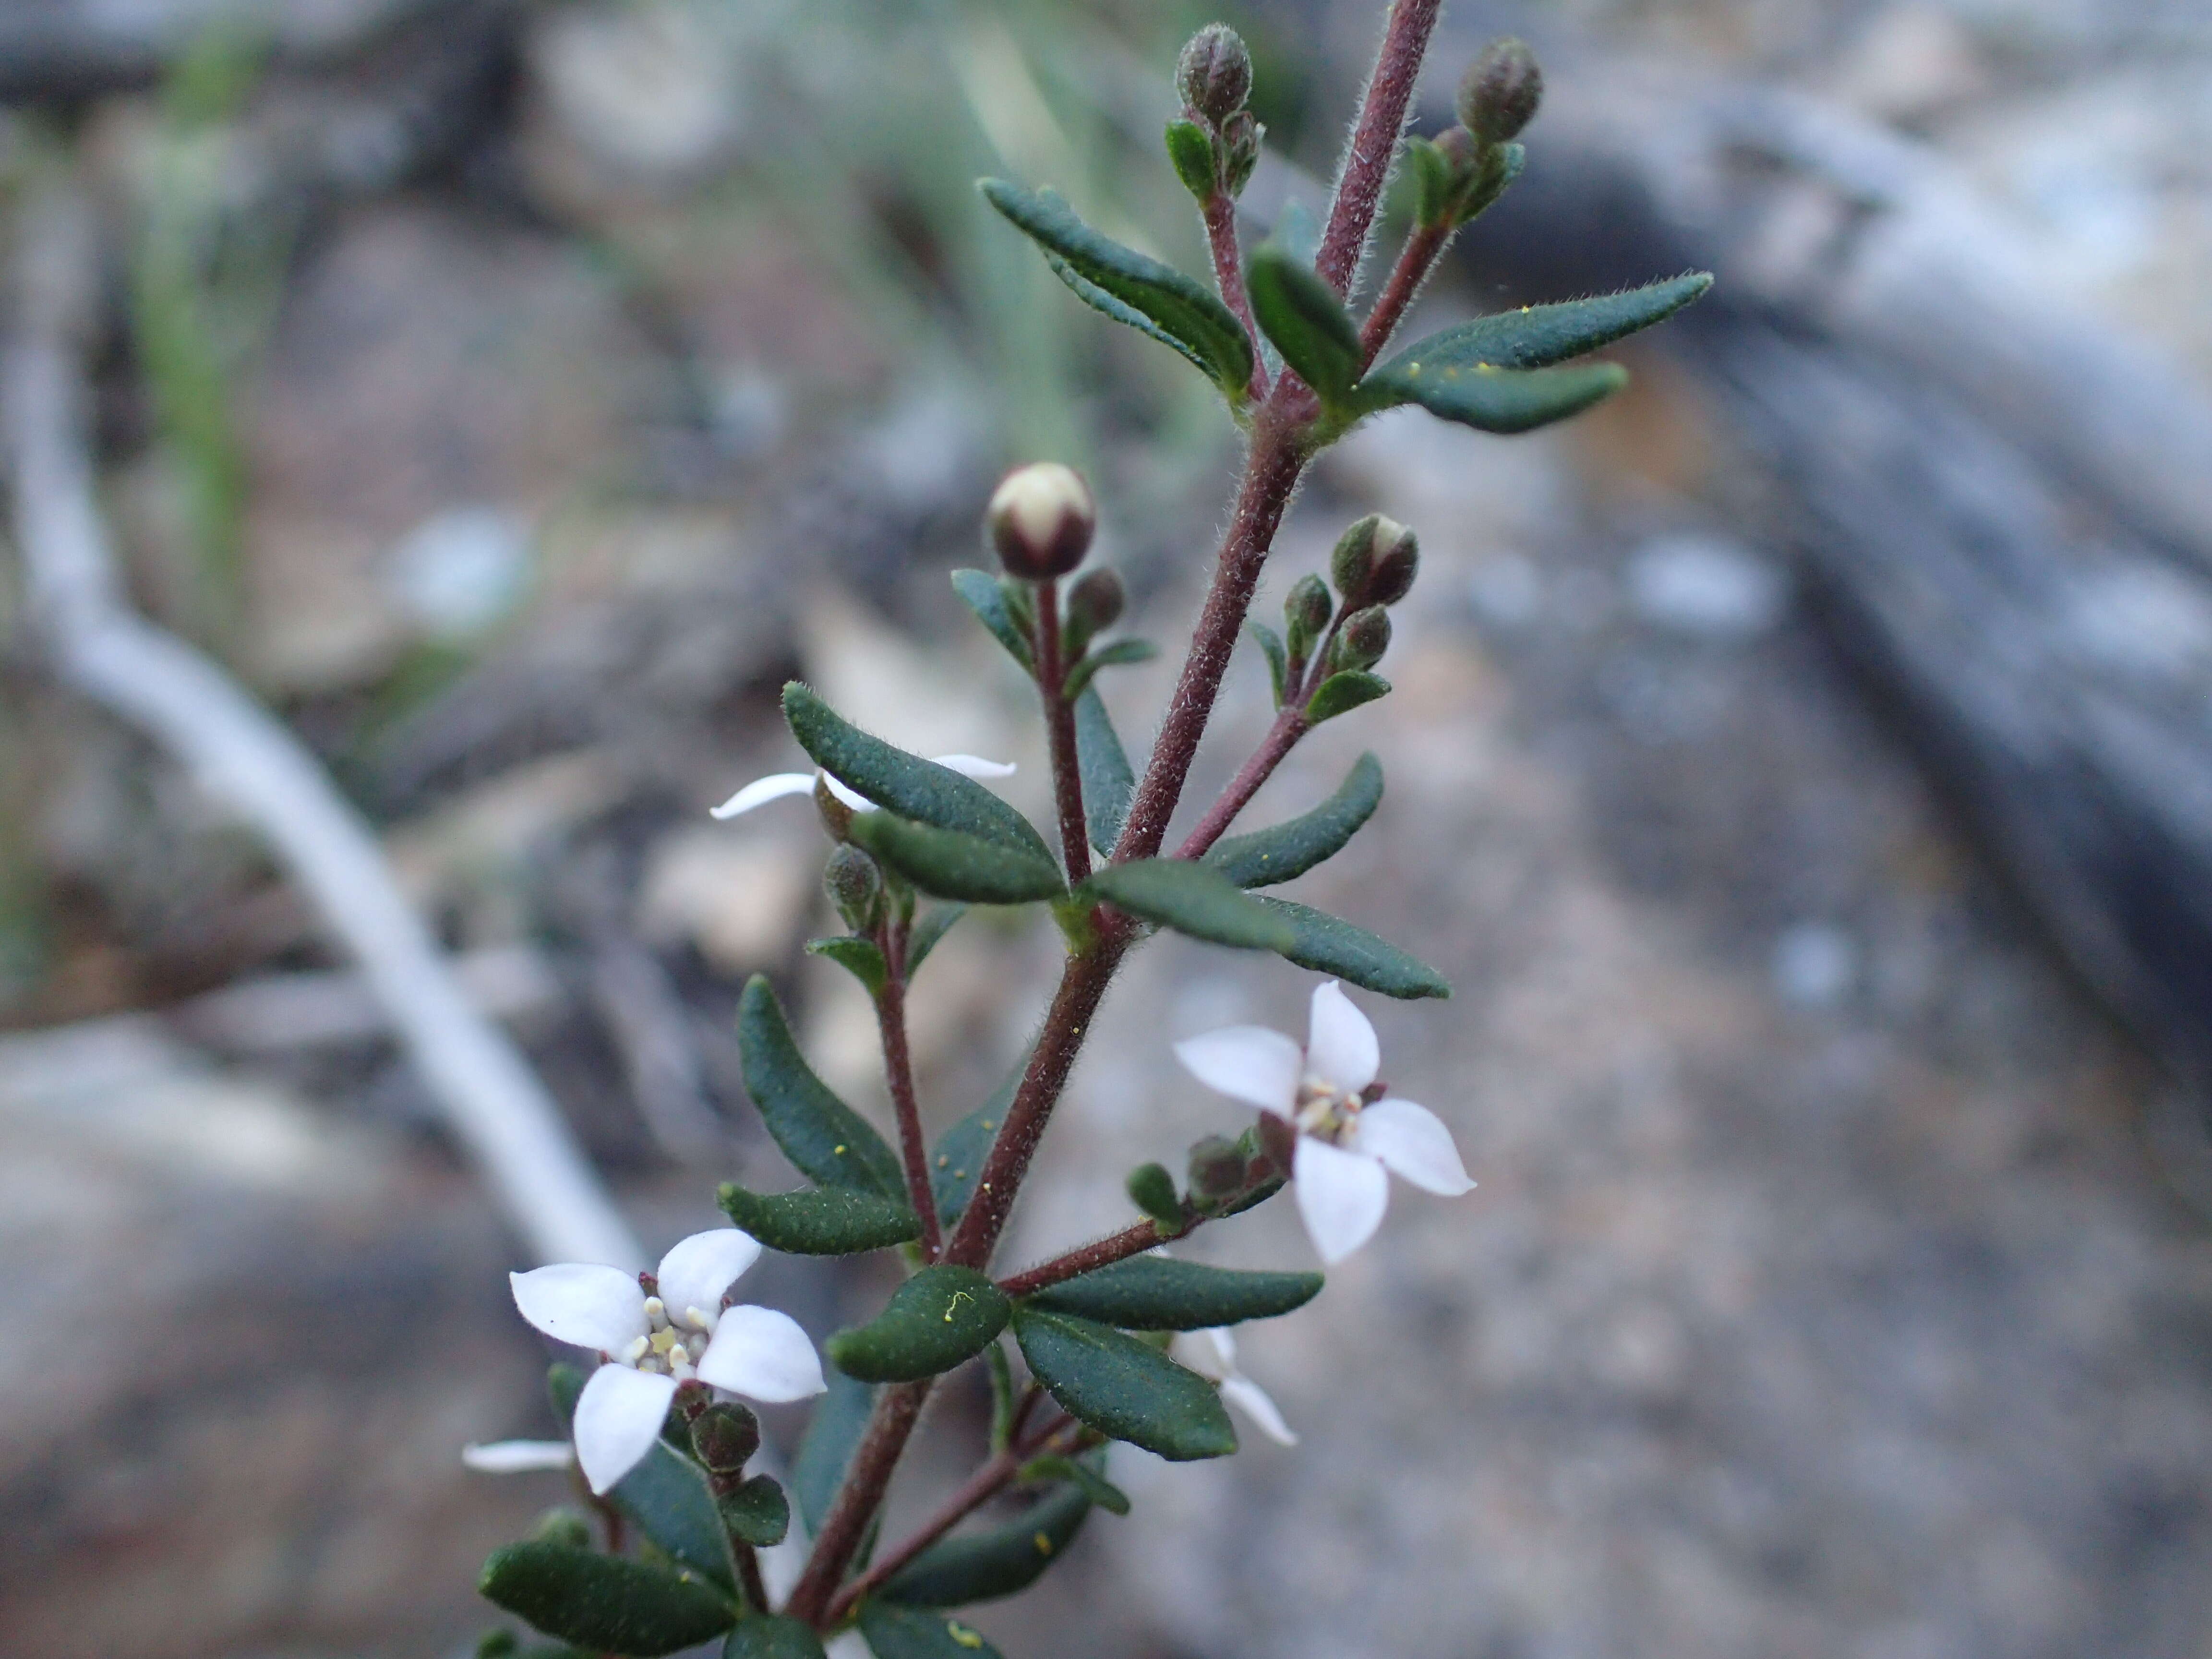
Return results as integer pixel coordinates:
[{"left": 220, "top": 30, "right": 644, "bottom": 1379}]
[
  {"left": 1164, "top": 118, "right": 1215, "bottom": 200},
  {"left": 1304, "top": 671, "right": 1390, "bottom": 723},
  {"left": 857, "top": 1603, "right": 1005, "bottom": 1659},
  {"left": 1372, "top": 274, "right": 1712, "bottom": 376},
  {"left": 932, "top": 1066, "right": 1016, "bottom": 1227},
  {"left": 1019, "top": 1454, "right": 1131, "bottom": 1515},
  {"left": 1079, "top": 859, "right": 1297, "bottom": 952},
  {"left": 806, "top": 936, "right": 888, "bottom": 996},
  {"left": 827, "top": 1266, "right": 1011, "bottom": 1383},
  {"left": 793, "top": 1370, "right": 874, "bottom": 1535},
  {"left": 546, "top": 1360, "right": 585, "bottom": 1427},
  {"left": 718, "top": 1183, "right": 921, "bottom": 1255},
  {"left": 1025, "top": 1257, "right": 1322, "bottom": 1330},
  {"left": 1246, "top": 243, "right": 1362, "bottom": 403},
  {"left": 980, "top": 180, "right": 1255, "bottom": 402},
  {"left": 1354, "top": 359, "right": 1628, "bottom": 434},
  {"left": 612, "top": 1443, "right": 733, "bottom": 1591},
  {"left": 1010, "top": 1307, "right": 1237, "bottom": 1461},
  {"left": 1248, "top": 621, "right": 1288, "bottom": 708},
  {"left": 1061, "top": 636, "right": 1158, "bottom": 703},
  {"left": 723, "top": 1615, "right": 829, "bottom": 1659},
  {"left": 950, "top": 569, "right": 1032, "bottom": 671},
  {"left": 846, "top": 811, "right": 1068, "bottom": 904},
  {"left": 718, "top": 1474, "right": 789, "bottom": 1548},
  {"left": 1204, "top": 752, "right": 1382, "bottom": 889},
  {"left": 906, "top": 904, "right": 969, "bottom": 974},
  {"left": 1073, "top": 688, "right": 1135, "bottom": 854},
  {"left": 479, "top": 1542, "right": 735, "bottom": 1656},
  {"left": 1250, "top": 896, "right": 1450, "bottom": 999},
  {"left": 783, "top": 684, "right": 1048, "bottom": 858},
  {"left": 878, "top": 1481, "right": 1094, "bottom": 1606},
  {"left": 738, "top": 977, "right": 904, "bottom": 1198}
]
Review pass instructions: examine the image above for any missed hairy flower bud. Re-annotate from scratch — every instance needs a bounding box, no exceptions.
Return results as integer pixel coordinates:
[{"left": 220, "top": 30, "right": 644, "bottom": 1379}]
[
  {"left": 823, "top": 843, "right": 884, "bottom": 934},
  {"left": 1284, "top": 572, "right": 1332, "bottom": 662},
  {"left": 1367, "top": 522, "right": 1420, "bottom": 606},
  {"left": 1333, "top": 604, "right": 1393, "bottom": 671},
  {"left": 1177, "top": 24, "right": 1252, "bottom": 126},
  {"left": 987, "top": 462, "right": 1096, "bottom": 580},
  {"left": 1067, "top": 566, "right": 1125, "bottom": 640},
  {"left": 1127, "top": 1161, "right": 1183, "bottom": 1226},
  {"left": 1458, "top": 37, "right": 1543, "bottom": 146},
  {"left": 1328, "top": 514, "right": 1383, "bottom": 600},
  {"left": 690, "top": 1402, "right": 762, "bottom": 1474},
  {"left": 1217, "top": 108, "right": 1263, "bottom": 197}
]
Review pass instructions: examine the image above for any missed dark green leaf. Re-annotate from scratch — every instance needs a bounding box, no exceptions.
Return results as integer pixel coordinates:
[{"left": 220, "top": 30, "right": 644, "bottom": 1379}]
[
  {"left": 784, "top": 684, "right": 1048, "bottom": 858},
  {"left": 1372, "top": 273, "right": 1712, "bottom": 376},
  {"left": 906, "top": 904, "right": 968, "bottom": 974},
  {"left": 828, "top": 1265, "right": 1011, "bottom": 1383},
  {"left": 1164, "top": 118, "right": 1215, "bottom": 199},
  {"left": 479, "top": 1542, "right": 735, "bottom": 1656},
  {"left": 718, "top": 1183, "right": 921, "bottom": 1255},
  {"left": 738, "top": 977, "right": 904, "bottom": 1198},
  {"left": 950, "top": 569, "right": 1033, "bottom": 671},
  {"left": 1041, "top": 252, "right": 1217, "bottom": 381},
  {"left": 1250, "top": 896, "right": 1450, "bottom": 999},
  {"left": 980, "top": 180, "right": 1254, "bottom": 401},
  {"left": 857, "top": 1603, "right": 1005, "bottom": 1658},
  {"left": 1061, "top": 636, "right": 1158, "bottom": 703},
  {"left": 612, "top": 1443, "right": 733, "bottom": 1590},
  {"left": 1079, "top": 859, "right": 1297, "bottom": 952},
  {"left": 1010, "top": 1307, "right": 1236, "bottom": 1461},
  {"left": 1355, "top": 359, "right": 1628, "bottom": 434},
  {"left": 847, "top": 810, "right": 1067, "bottom": 905},
  {"left": 546, "top": 1360, "right": 585, "bottom": 1428},
  {"left": 793, "top": 1370, "right": 874, "bottom": 1535},
  {"left": 1073, "top": 688, "right": 1135, "bottom": 854},
  {"left": 878, "top": 1481, "right": 1094, "bottom": 1606},
  {"left": 1204, "top": 752, "right": 1382, "bottom": 888},
  {"left": 1246, "top": 244, "right": 1362, "bottom": 402},
  {"left": 1019, "top": 1454, "right": 1131, "bottom": 1515},
  {"left": 723, "top": 1615, "right": 829, "bottom": 1659},
  {"left": 932, "top": 1066, "right": 1016, "bottom": 1227},
  {"left": 718, "top": 1474, "right": 789, "bottom": 1547},
  {"left": 1248, "top": 621, "right": 1287, "bottom": 707},
  {"left": 1304, "top": 671, "right": 1390, "bottom": 723},
  {"left": 805, "top": 936, "right": 888, "bottom": 996},
  {"left": 1026, "top": 1256, "right": 1322, "bottom": 1330}
]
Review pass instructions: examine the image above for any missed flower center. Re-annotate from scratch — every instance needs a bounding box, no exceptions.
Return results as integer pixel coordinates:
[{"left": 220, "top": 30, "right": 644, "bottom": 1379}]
[
  {"left": 1292, "top": 1075, "right": 1360, "bottom": 1144},
  {"left": 614, "top": 1294, "right": 717, "bottom": 1381}
]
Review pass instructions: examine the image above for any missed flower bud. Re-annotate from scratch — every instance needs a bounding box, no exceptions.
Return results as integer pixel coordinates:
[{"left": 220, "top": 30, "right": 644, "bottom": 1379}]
[
  {"left": 478, "top": 1631, "right": 521, "bottom": 1658},
  {"left": 530, "top": 1508, "right": 593, "bottom": 1550},
  {"left": 1176, "top": 24, "right": 1252, "bottom": 126},
  {"left": 690, "top": 1402, "right": 762, "bottom": 1474},
  {"left": 987, "top": 462, "right": 1096, "bottom": 580},
  {"left": 1217, "top": 108, "right": 1262, "bottom": 197},
  {"left": 1065, "top": 566, "right": 1125, "bottom": 653},
  {"left": 1367, "top": 523, "right": 1419, "bottom": 606},
  {"left": 823, "top": 844, "right": 884, "bottom": 934},
  {"left": 813, "top": 772, "right": 855, "bottom": 842},
  {"left": 1126, "top": 1161, "right": 1183, "bottom": 1226},
  {"left": 1254, "top": 1110, "right": 1297, "bottom": 1176},
  {"left": 1328, "top": 514, "right": 1384, "bottom": 600},
  {"left": 1332, "top": 604, "right": 1392, "bottom": 672},
  {"left": 1187, "top": 1134, "right": 1246, "bottom": 1201},
  {"left": 1284, "top": 572, "right": 1332, "bottom": 662},
  {"left": 1457, "top": 37, "right": 1542, "bottom": 146}
]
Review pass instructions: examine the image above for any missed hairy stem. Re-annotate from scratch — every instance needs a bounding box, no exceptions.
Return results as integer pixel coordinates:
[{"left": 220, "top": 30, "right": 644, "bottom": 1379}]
[
  {"left": 1315, "top": 0, "right": 1443, "bottom": 298},
  {"left": 1034, "top": 581, "right": 1092, "bottom": 883},
  {"left": 995, "top": 1215, "right": 1198, "bottom": 1298},
  {"left": 783, "top": 1378, "right": 933, "bottom": 1626},
  {"left": 1358, "top": 219, "right": 1450, "bottom": 364},
  {"left": 873, "top": 930, "right": 942, "bottom": 1260},
  {"left": 1201, "top": 192, "right": 1268, "bottom": 403},
  {"left": 1174, "top": 705, "right": 1311, "bottom": 861}
]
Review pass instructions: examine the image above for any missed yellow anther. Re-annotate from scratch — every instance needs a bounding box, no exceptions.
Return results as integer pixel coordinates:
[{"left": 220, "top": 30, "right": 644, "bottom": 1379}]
[
  {"left": 650, "top": 1328, "right": 681, "bottom": 1356},
  {"left": 1033, "top": 1531, "right": 1053, "bottom": 1555},
  {"left": 948, "top": 1622, "right": 984, "bottom": 1650}
]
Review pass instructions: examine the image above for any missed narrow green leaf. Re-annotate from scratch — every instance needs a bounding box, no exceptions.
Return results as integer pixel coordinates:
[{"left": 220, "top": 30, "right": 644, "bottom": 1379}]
[
  {"left": 738, "top": 977, "right": 904, "bottom": 1198},
  {"left": 1061, "top": 636, "right": 1158, "bottom": 703},
  {"left": 878, "top": 1481, "right": 1094, "bottom": 1606},
  {"left": 1073, "top": 687, "right": 1135, "bottom": 854},
  {"left": 1304, "top": 671, "right": 1390, "bottom": 723},
  {"left": 1372, "top": 273, "right": 1712, "bottom": 377},
  {"left": 857, "top": 1603, "right": 1005, "bottom": 1659},
  {"left": 718, "top": 1474, "right": 789, "bottom": 1547},
  {"left": 847, "top": 810, "right": 1068, "bottom": 904},
  {"left": 905, "top": 904, "right": 969, "bottom": 974},
  {"left": 783, "top": 684, "right": 1048, "bottom": 858},
  {"left": 479, "top": 1543, "right": 735, "bottom": 1656},
  {"left": 980, "top": 180, "right": 1254, "bottom": 401},
  {"left": 1026, "top": 1257, "right": 1322, "bottom": 1330},
  {"left": 612, "top": 1443, "right": 733, "bottom": 1590},
  {"left": 1355, "top": 359, "right": 1628, "bottom": 434},
  {"left": 717, "top": 1183, "right": 921, "bottom": 1255},
  {"left": 1020, "top": 1454, "right": 1131, "bottom": 1515},
  {"left": 950, "top": 569, "right": 1033, "bottom": 671},
  {"left": 793, "top": 1370, "right": 874, "bottom": 1535},
  {"left": 932, "top": 1065, "right": 1017, "bottom": 1227},
  {"left": 1204, "top": 752, "right": 1382, "bottom": 889},
  {"left": 805, "top": 936, "right": 888, "bottom": 996},
  {"left": 1010, "top": 1306, "right": 1237, "bottom": 1461},
  {"left": 723, "top": 1615, "right": 829, "bottom": 1659},
  {"left": 1248, "top": 621, "right": 1288, "bottom": 708},
  {"left": 1250, "top": 896, "right": 1450, "bottom": 999},
  {"left": 1246, "top": 243, "right": 1362, "bottom": 402},
  {"left": 1164, "top": 118, "right": 1215, "bottom": 199},
  {"left": 1042, "top": 252, "right": 1216, "bottom": 381},
  {"left": 827, "top": 1265, "right": 1011, "bottom": 1384},
  {"left": 1079, "top": 859, "right": 1297, "bottom": 952}
]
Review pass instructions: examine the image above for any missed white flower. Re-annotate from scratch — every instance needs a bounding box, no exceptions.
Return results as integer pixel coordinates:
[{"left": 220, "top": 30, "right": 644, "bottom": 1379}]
[
  {"left": 1173, "top": 1326, "right": 1297, "bottom": 1446},
  {"left": 1174, "top": 981, "right": 1474, "bottom": 1265},
  {"left": 462, "top": 1439, "right": 576, "bottom": 1474},
  {"left": 509, "top": 1228, "right": 826, "bottom": 1494},
  {"left": 711, "top": 756, "right": 1016, "bottom": 820}
]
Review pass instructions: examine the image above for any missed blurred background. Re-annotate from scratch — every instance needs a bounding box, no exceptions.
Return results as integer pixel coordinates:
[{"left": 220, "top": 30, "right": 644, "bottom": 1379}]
[{"left": 3, "top": 0, "right": 2211, "bottom": 1654}]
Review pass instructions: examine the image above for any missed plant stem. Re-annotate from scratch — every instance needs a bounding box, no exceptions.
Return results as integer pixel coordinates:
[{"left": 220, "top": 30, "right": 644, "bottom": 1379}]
[
  {"left": 1314, "top": 0, "right": 1443, "bottom": 298},
  {"left": 995, "top": 1215, "right": 1198, "bottom": 1298},
  {"left": 733, "top": 1540, "right": 769, "bottom": 1614},
  {"left": 1033, "top": 580, "right": 1092, "bottom": 884},
  {"left": 1175, "top": 705, "right": 1311, "bottom": 861},
  {"left": 1358, "top": 219, "right": 1450, "bottom": 364},
  {"left": 782, "top": 1378, "right": 933, "bottom": 1626},
  {"left": 873, "top": 925, "right": 942, "bottom": 1260},
  {"left": 1201, "top": 192, "right": 1269, "bottom": 403}
]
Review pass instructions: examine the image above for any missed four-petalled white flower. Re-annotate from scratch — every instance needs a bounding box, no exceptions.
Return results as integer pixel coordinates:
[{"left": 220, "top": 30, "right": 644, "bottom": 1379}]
[
  {"left": 1175, "top": 980, "right": 1474, "bottom": 1264},
  {"left": 1172, "top": 1326, "right": 1297, "bottom": 1446},
  {"left": 509, "top": 1228, "right": 825, "bottom": 1493},
  {"left": 711, "top": 756, "right": 1016, "bottom": 820}
]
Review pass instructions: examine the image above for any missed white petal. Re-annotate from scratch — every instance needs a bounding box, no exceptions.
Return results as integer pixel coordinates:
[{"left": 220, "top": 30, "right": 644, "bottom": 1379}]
[
  {"left": 929, "top": 754, "right": 1018, "bottom": 780},
  {"left": 511, "top": 1263, "right": 648, "bottom": 1353},
  {"left": 710, "top": 772, "right": 817, "bottom": 819},
  {"left": 1355, "top": 1098, "right": 1475, "bottom": 1195},
  {"left": 821, "top": 774, "right": 873, "bottom": 811},
  {"left": 462, "top": 1439, "right": 576, "bottom": 1474},
  {"left": 573, "top": 1364, "right": 679, "bottom": 1494},
  {"left": 1305, "top": 981, "right": 1379, "bottom": 1094},
  {"left": 1294, "top": 1135, "right": 1390, "bottom": 1265},
  {"left": 695, "top": 1305, "right": 827, "bottom": 1403},
  {"left": 1220, "top": 1373, "right": 1298, "bottom": 1447},
  {"left": 655, "top": 1228, "right": 763, "bottom": 1321},
  {"left": 1170, "top": 1327, "right": 1234, "bottom": 1382},
  {"left": 1173, "top": 1026, "right": 1303, "bottom": 1111}
]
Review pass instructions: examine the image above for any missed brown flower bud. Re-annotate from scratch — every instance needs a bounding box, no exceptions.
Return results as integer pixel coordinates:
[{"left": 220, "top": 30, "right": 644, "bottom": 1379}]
[
  {"left": 1333, "top": 604, "right": 1392, "bottom": 671},
  {"left": 1188, "top": 1134, "right": 1247, "bottom": 1200},
  {"left": 1067, "top": 566, "right": 1125, "bottom": 636},
  {"left": 1177, "top": 24, "right": 1252, "bottom": 126},
  {"left": 1457, "top": 37, "right": 1543, "bottom": 146},
  {"left": 987, "top": 462, "right": 1096, "bottom": 580}
]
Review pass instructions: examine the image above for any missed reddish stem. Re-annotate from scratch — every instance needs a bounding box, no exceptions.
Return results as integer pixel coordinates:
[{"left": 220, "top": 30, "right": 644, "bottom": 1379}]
[
  {"left": 1314, "top": 0, "right": 1443, "bottom": 298},
  {"left": 1202, "top": 192, "right": 1268, "bottom": 403},
  {"left": 873, "top": 930, "right": 941, "bottom": 1260},
  {"left": 1358, "top": 219, "right": 1450, "bottom": 366},
  {"left": 996, "top": 1215, "right": 1194, "bottom": 1298},
  {"left": 1034, "top": 581, "right": 1092, "bottom": 884},
  {"left": 782, "top": 1378, "right": 933, "bottom": 1626},
  {"left": 1174, "top": 705, "right": 1311, "bottom": 862}
]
